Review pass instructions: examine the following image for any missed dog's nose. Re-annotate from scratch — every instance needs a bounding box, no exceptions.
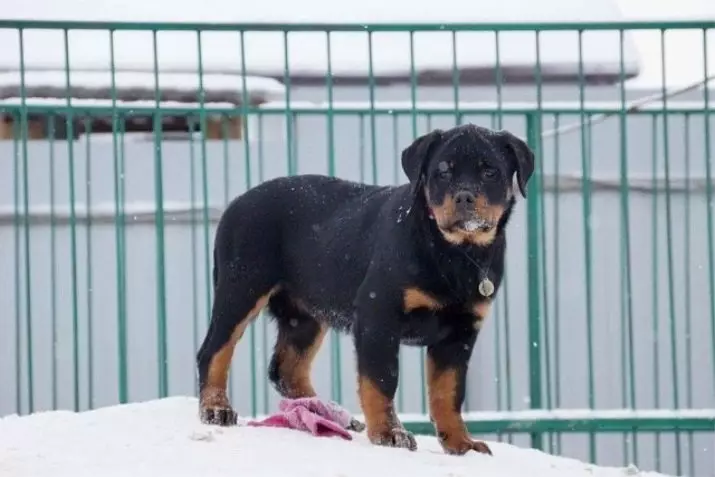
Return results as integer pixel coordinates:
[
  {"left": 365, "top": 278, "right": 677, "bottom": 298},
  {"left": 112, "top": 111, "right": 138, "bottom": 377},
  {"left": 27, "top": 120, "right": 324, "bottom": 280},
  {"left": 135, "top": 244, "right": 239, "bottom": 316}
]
[{"left": 454, "top": 191, "right": 476, "bottom": 206}]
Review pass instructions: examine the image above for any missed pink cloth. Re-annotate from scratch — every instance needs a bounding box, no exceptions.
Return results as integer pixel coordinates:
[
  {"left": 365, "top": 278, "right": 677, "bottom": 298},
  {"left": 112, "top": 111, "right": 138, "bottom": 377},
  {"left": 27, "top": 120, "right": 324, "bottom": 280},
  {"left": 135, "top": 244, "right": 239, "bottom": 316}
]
[{"left": 247, "top": 397, "right": 354, "bottom": 440}]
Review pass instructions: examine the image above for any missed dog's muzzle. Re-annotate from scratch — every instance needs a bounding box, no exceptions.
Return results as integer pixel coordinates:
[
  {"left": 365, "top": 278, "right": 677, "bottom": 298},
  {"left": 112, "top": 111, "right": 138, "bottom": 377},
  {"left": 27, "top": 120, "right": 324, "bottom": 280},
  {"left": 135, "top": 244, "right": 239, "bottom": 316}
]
[{"left": 456, "top": 217, "right": 494, "bottom": 232}]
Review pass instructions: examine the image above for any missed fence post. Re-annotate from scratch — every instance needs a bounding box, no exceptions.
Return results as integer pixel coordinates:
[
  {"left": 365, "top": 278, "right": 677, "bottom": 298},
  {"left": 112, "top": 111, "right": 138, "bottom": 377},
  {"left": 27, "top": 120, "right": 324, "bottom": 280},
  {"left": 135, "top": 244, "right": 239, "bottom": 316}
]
[{"left": 525, "top": 112, "right": 543, "bottom": 450}]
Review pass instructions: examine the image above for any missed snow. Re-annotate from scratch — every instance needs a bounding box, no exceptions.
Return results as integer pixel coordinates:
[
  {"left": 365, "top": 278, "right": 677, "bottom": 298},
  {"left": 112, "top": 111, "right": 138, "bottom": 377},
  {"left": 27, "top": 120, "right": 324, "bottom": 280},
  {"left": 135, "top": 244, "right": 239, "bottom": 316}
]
[
  {"left": 0, "top": 396, "right": 675, "bottom": 477},
  {"left": 0, "top": 97, "right": 241, "bottom": 109},
  {"left": 0, "top": 0, "right": 639, "bottom": 79},
  {"left": 0, "top": 71, "right": 285, "bottom": 101},
  {"left": 256, "top": 99, "right": 710, "bottom": 113}
]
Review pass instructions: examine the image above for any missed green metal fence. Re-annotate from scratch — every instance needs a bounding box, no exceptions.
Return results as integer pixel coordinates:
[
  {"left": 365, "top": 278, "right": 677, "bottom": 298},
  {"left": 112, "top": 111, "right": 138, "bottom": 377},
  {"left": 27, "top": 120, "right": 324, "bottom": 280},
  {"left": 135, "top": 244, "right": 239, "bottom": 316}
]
[{"left": 1, "top": 20, "right": 715, "bottom": 476}]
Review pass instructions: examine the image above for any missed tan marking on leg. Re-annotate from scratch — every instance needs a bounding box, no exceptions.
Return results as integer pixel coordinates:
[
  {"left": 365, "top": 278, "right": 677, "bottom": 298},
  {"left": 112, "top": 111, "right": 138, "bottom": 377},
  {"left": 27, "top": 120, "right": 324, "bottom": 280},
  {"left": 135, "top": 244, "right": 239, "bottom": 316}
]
[
  {"left": 275, "top": 323, "right": 328, "bottom": 398},
  {"left": 201, "top": 287, "right": 277, "bottom": 405},
  {"left": 403, "top": 287, "right": 443, "bottom": 313},
  {"left": 427, "top": 355, "right": 492, "bottom": 455},
  {"left": 427, "top": 358, "right": 464, "bottom": 443},
  {"left": 472, "top": 301, "right": 492, "bottom": 330},
  {"left": 358, "top": 375, "right": 400, "bottom": 441}
]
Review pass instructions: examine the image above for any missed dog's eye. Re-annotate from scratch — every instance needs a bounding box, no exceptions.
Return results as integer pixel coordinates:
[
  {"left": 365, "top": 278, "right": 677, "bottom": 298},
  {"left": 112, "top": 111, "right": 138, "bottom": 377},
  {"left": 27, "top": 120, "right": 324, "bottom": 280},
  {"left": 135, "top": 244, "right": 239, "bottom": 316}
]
[
  {"left": 437, "top": 162, "right": 452, "bottom": 179},
  {"left": 483, "top": 167, "right": 498, "bottom": 180}
]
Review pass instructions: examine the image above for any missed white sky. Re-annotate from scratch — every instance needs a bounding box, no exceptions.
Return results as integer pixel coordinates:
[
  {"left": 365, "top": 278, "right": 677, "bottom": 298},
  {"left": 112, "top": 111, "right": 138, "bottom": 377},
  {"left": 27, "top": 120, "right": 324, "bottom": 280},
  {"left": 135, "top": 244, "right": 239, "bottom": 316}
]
[{"left": 616, "top": 0, "right": 715, "bottom": 88}]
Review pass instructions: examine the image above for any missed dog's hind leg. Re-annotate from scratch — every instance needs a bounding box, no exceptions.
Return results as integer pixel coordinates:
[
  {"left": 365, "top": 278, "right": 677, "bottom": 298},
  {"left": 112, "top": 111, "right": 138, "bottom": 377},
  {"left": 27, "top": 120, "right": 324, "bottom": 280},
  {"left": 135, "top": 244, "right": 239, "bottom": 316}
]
[
  {"left": 196, "top": 264, "right": 278, "bottom": 426},
  {"left": 266, "top": 291, "right": 366, "bottom": 432},
  {"left": 267, "top": 290, "right": 327, "bottom": 399}
]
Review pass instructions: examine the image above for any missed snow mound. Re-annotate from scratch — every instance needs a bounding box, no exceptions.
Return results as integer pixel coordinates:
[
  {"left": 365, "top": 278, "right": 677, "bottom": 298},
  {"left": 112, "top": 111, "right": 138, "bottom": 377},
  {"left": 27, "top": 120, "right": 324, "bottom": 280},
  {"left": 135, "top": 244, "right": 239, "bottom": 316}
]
[{"left": 0, "top": 396, "right": 672, "bottom": 477}]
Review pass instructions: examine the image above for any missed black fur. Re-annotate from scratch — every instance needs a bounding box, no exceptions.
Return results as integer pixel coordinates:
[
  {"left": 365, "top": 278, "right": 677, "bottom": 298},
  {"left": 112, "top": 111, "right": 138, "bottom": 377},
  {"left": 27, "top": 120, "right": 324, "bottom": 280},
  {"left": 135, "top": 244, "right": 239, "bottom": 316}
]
[{"left": 196, "top": 123, "right": 534, "bottom": 452}]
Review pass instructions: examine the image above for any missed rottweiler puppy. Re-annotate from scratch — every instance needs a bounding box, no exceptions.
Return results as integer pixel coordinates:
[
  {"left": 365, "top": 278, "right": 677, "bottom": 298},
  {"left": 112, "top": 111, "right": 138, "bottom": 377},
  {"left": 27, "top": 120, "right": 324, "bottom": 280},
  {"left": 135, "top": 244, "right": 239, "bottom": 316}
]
[{"left": 196, "top": 123, "right": 534, "bottom": 455}]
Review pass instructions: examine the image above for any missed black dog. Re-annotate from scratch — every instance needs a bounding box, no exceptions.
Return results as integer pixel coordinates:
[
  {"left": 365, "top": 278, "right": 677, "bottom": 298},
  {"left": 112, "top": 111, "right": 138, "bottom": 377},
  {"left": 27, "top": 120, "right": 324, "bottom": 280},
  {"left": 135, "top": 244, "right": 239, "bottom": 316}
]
[{"left": 196, "top": 123, "right": 534, "bottom": 455}]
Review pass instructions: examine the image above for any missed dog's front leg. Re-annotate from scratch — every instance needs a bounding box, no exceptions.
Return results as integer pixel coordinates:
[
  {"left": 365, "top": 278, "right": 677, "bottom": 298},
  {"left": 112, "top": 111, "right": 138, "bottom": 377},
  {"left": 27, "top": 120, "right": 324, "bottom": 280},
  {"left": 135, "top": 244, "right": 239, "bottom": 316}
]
[
  {"left": 353, "top": 285, "right": 416, "bottom": 451},
  {"left": 426, "top": 317, "right": 492, "bottom": 456}
]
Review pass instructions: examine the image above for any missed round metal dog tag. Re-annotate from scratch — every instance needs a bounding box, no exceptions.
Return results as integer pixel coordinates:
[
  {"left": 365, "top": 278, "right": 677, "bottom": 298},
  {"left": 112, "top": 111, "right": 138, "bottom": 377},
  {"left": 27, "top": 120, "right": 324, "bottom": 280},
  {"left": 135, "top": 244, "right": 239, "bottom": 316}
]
[{"left": 478, "top": 278, "right": 495, "bottom": 297}]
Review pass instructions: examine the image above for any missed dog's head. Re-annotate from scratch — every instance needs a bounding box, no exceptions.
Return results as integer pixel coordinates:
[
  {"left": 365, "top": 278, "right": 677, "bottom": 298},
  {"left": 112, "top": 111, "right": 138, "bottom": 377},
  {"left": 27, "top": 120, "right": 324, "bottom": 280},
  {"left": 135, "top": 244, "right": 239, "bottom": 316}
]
[{"left": 401, "top": 123, "right": 534, "bottom": 246}]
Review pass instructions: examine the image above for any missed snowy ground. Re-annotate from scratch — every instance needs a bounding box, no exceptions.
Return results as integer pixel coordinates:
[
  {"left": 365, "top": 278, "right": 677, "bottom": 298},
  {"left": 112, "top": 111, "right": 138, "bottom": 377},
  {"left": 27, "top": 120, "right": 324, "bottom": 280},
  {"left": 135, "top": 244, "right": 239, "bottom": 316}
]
[{"left": 0, "top": 396, "right": 675, "bottom": 477}]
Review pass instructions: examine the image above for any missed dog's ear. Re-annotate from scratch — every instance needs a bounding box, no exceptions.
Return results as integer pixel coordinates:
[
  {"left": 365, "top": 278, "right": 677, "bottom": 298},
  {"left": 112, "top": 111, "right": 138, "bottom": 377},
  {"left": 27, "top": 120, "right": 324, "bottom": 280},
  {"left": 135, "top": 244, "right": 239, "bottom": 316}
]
[
  {"left": 498, "top": 130, "right": 535, "bottom": 198},
  {"left": 401, "top": 129, "right": 444, "bottom": 184}
]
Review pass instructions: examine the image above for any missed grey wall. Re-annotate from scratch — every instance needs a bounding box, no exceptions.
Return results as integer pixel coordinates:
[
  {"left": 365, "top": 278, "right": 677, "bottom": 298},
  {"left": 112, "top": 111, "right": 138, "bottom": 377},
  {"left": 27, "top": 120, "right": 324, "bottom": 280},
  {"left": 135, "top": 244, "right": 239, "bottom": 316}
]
[{"left": 1, "top": 83, "right": 714, "bottom": 476}]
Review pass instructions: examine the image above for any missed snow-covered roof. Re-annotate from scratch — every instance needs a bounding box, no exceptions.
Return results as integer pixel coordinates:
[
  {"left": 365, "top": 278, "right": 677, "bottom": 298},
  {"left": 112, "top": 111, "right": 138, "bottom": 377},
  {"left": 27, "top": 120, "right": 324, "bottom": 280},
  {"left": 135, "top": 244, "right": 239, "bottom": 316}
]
[
  {"left": 0, "top": 71, "right": 284, "bottom": 104},
  {"left": 0, "top": 0, "right": 642, "bottom": 84}
]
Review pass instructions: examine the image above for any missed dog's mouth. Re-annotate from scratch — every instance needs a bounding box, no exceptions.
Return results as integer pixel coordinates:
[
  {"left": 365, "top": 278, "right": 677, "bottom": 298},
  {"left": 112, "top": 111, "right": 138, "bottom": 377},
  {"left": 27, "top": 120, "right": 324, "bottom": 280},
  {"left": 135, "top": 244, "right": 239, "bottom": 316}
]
[
  {"left": 449, "top": 217, "right": 495, "bottom": 233},
  {"left": 426, "top": 201, "right": 499, "bottom": 234}
]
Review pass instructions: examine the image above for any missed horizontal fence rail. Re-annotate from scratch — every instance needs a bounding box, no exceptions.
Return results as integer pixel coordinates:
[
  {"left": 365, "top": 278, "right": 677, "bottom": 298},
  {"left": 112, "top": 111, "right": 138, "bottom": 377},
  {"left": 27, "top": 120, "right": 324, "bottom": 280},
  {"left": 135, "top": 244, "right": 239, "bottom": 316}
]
[{"left": 1, "top": 20, "right": 714, "bottom": 476}]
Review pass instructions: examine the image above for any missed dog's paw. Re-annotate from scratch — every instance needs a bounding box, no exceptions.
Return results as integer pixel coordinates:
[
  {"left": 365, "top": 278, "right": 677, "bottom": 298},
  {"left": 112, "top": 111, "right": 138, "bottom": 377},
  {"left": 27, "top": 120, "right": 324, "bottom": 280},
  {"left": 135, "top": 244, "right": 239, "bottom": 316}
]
[
  {"left": 200, "top": 405, "right": 238, "bottom": 426},
  {"left": 369, "top": 427, "right": 417, "bottom": 451},
  {"left": 438, "top": 433, "right": 492, "bottom": 456},
  {"left": 348, "top": 418, "right": 366, "bottom": 432}
]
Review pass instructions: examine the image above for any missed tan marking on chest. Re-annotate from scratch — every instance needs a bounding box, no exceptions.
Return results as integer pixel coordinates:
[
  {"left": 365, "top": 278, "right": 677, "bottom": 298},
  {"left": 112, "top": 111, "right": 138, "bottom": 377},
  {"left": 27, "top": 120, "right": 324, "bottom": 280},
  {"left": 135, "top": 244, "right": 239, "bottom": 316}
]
[
  {"left": 403, "top": 287, "right": 443, "bottom": 312},
  {"left": 472, "top": 301, "right": 492, "bottom": 330}
]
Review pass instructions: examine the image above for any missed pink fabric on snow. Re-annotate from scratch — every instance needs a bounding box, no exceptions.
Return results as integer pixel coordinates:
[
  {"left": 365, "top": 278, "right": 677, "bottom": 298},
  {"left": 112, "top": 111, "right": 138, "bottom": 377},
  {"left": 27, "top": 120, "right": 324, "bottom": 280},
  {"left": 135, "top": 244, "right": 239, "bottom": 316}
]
[{"left": 247, "top": 397, "right": 354, "bottom": 440}]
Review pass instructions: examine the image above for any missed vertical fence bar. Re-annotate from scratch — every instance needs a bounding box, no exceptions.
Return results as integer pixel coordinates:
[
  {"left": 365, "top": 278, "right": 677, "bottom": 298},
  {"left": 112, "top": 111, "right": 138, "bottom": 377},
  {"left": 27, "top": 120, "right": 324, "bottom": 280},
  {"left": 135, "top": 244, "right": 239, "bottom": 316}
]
[
  {"left": 238, "top": 29, "right": 258, "bottom": 417},
  {"left": 324, "top": 30, "right": 343, "bottom": 404},
  {"left": 13, "top": 114, "right": 22, "bottom": 415},
  {"left": 390, "top": 110, "right": 405, "bottom": 411},
  {"left": 683, "top": 113, "right": 695, "bottom": 474},
  {"left": 651, "top": 114, "right": 662, "bottom": 472},
  {"left": 257, "top": 114, "right": 265, "bottom": 183},
  {"left": 63, "top": 28, "right": 81, "bottom": 412},
  {"left": 119, "top": 118, "right": 128, "bottom": 395},
  {"left": 526, "top": 112, "right": 543, "bottom": 451},
  {"left": 358, "top": 114, "right": 366, "bottom": 183},
  {"left": 188, "top": 116, "right": 200, "bottom": 393},
  {"left": 222, "top": 117, "right": 230, "bottom": 205},
  {"left": 151, "top": 29, "right": 169, "bottom": 398},
  {"left": 495, "top": 32, "right": 513, "bottom": 445},
  {"left": 222, "top": 120, "right": 232, "bottom": 395},
  {"left": 703, "top": 28, "right": 715, "bottom": 397},
  {"left": 292, "top": 112, "right": 299, "bottom": 170},
  {"left": 577, "top": 29, "right": 596, "bottom": 463},
  {"left": 283, "top": 32, "right": 294, "bottom": 176},
  {"left": 196, "top": 32, "right": 213, "bottom": 341},
  {"left": 391, "top": 114, "right": 400, "bottom": 185},
  {"left": 408, "top": 30, "right": 427, "bottom": 416},
  {"left": 221, "top": 106, "right": 236, "bottom": 405},
  {"left": 659, "top": 29, "right": 682, "bottom": 476},
  {"left": 494, "top": 32, "right": 504, "bottom": 128},
  {"left": 84, "top": 117, "right": 95, "bottom": 409},
  {"left": 48, "top": 116, "right": 59, "bottom": 410},
  {"left": 617, "top": 28, "right": 638, "bottom": 465},
  {"left": 257, "top": 112, "right": 270, "bottom": 415},
  {"left": 534, "top": 30, "right": 553, "bottom": 452},
  {"left": 18, "top": 28, "right": 34, "bottom": 414},
  {"left": 220, "top": 114, "right": 234, "bottom": 396},
  {"left": 367, "top": 31, "right": 378, "bottom": 185},
  {"left": 451, "top": 30, "right": 460, "bottom": 127},
  {"left": 109, "top": 29, "right": 129, "bottom": 404},
  {"left": 491, "top": 111, "right": 505, "bottom": 442},
  {"left": 551, "top": 113, "right": 562, "bottom": 454}
]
